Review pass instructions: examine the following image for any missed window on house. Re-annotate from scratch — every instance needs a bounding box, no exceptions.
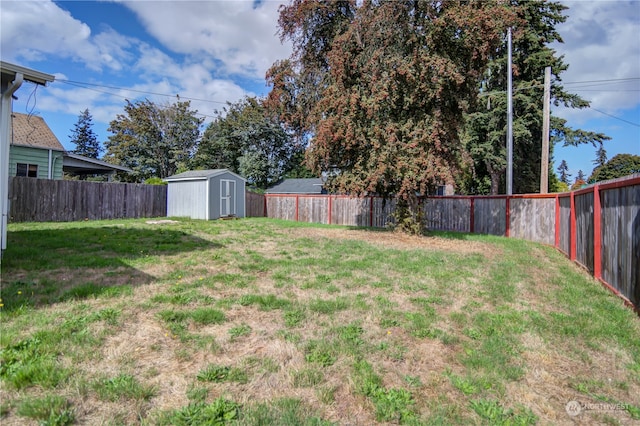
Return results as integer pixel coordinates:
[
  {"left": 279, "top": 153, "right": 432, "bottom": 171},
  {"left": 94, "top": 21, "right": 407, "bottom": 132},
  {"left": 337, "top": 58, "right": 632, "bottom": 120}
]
[
  {"left": 436, "top": 185, "right": 446, "bottom": 196},
  {"left": 16, "top": 163, "right": 38, "bottom": 178}
]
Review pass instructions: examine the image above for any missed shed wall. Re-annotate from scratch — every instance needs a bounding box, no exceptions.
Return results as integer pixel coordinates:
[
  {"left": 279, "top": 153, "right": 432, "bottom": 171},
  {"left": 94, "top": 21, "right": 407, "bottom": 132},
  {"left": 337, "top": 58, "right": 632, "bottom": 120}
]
[
  {"left": 208, "top": 172, "right": 246, "bottom": 219},
  {"left": 167, "top": 180, "right": 207, "bottom": 219}
]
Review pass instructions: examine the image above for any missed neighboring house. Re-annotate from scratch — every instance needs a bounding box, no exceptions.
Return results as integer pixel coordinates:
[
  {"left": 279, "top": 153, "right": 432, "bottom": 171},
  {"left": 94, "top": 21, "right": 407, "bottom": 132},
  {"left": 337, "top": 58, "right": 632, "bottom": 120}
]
[
  {"left": 165, "top": 169, "right": 246, "bottom": 220},
  {"left": 9, "top": 112, "right": 64, "bottom": 179},
  {"left": 10, "top": 112, "right": 130, "bottom": 180},
  {"left": 266, "top": 178, "right": 325, "bottom": 194}
]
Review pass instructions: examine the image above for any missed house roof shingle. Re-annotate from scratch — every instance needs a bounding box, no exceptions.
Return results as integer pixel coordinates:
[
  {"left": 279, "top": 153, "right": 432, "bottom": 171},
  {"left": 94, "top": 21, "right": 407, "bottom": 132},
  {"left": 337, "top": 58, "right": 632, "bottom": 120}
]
[{"left": 11, "top": 112, "right": 64, "bottom": 151}]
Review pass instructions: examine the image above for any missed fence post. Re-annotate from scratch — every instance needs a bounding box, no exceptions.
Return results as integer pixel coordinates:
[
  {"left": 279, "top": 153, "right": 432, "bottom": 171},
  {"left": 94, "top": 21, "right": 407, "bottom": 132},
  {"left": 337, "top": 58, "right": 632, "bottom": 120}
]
[
  {"left": 593, "top": 185, "right": 602, "bottom": 280},
  {"left": 554, "top": 194, "right": 560, "bottom": 249},
  {"left": 469, "top": 198, "right": 475, "bottom": 233},
  {"left": 295, "top": 195, "right": 299, "bottom": 222},
  {"left": 570, "top": 191, "right": 576, "bottom": 261},
  {"left": 369, "top": 196, "right": 374, "bottom": 227},
  {"left": 328, "top": 196, "right": 332, "bottom": 225}
]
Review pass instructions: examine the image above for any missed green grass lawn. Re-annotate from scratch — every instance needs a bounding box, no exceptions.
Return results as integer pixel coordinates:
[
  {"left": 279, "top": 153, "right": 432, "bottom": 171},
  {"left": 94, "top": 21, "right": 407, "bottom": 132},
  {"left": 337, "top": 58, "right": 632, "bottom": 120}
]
[{"left": 1, "top": 217, "right": 639, "bottom": 425}]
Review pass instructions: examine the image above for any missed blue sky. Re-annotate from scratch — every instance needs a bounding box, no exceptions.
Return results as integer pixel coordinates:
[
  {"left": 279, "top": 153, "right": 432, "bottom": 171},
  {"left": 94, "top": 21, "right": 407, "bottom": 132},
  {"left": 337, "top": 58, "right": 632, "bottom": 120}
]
[{"left": 2, "top": 0, "right": 639, "bottom": 186}]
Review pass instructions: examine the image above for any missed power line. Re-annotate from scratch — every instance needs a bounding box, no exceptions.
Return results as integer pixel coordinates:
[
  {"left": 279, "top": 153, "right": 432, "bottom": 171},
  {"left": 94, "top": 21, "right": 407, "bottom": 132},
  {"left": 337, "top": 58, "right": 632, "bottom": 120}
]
[
  {"left": 589, "top": 107, "right": 640, "bottom": 128},
  {"left": 57, "top": 79, "right": 231, "bottom": 106}
]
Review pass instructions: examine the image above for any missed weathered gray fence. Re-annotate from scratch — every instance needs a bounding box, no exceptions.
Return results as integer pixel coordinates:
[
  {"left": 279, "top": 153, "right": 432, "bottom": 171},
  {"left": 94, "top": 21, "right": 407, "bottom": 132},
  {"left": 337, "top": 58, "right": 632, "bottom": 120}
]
[
  {"left": 256, "top": 174, "right": 639, "bottom": 308},
  {"left": 245, "top": 191, "right": 265, "bottom": 218},
  {"left": 8, "top": 176, "right": 167, "bottom": 222}
]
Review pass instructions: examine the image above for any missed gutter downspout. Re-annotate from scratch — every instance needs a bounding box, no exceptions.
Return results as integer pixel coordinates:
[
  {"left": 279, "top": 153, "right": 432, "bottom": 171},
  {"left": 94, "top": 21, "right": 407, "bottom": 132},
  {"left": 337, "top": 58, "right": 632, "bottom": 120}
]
[
  {"left": 48, "top": 149, "right": 53, "bottom": 179},
  {"left": 1, "top": 72, "right": 24, "bottom": 255}
]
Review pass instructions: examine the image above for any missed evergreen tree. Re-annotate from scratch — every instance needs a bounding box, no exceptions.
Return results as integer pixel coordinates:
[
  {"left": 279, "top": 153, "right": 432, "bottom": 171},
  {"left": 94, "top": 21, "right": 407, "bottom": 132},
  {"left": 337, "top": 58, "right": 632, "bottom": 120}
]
[
  {"left": 557, "top": 159, "right": 571, "bottom": 184},
  {"left": 70, "top": 108, "right": 101, "bottom": 158},
  {"left": 576, "top": 170, "right": 585, "bottom": 182},
  {"left": 463, "top": 0, "right": 609, "bottom": 195},
  {"left": 593, "top": 144, "right": 608, "bottom": 168}
]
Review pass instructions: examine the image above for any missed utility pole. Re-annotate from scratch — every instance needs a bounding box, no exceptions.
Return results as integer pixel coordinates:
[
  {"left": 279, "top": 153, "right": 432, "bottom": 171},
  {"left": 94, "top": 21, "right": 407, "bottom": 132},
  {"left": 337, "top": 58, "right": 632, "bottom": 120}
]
[
  {"left": 540, "top": 66, "right": 551, "bottom": 193},
  {"left": 506, "top": 28, "right": 513, "bottom": 195}
]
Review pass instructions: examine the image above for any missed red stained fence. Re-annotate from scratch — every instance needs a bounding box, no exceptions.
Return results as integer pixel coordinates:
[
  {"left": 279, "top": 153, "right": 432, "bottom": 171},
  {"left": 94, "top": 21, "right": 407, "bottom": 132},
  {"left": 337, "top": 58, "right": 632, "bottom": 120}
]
[{"left": 255, "top": 174, "right": 640, "bottom": 309}]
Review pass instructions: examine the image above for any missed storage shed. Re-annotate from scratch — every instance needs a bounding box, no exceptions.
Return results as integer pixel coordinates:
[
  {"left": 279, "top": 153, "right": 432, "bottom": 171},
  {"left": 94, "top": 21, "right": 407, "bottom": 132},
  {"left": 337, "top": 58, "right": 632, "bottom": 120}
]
[{"left": 165, "top": 169, "right": 246, "bottom": 220}]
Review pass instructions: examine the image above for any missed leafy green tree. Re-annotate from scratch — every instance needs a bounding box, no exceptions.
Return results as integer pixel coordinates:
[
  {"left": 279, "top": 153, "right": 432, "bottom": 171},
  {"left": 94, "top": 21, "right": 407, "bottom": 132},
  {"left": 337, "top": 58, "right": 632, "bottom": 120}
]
[
  {"left": 557, "top": 159, "right": 571, "bottom": 184},
  {"left": 105, "top": 98, "right": 203, "bottom": 182},
  {"left": 589, "top": 154, "right": 640, "bottom": 183},
  {"left": 70, "top": 108, "right": 101, "bottom": 159},
  {"left": 268, "top": 0, "right": 515, "bottom": 230},
  {"left": 463, "top": 0, "right": 609, "bottom": 195},
  {"left": 193, "top": 97, "right": 300, "bottom": 190}
]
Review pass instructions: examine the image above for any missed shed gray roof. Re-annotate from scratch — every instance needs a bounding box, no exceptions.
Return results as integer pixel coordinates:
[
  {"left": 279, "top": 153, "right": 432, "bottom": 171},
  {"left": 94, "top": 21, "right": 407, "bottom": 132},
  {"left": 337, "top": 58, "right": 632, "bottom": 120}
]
[
  {"left": 165, "top": 169, "right": 246, "bottom": 182},
  {"left": 266, "top": 178, "right": 324, "bottom": 194}
]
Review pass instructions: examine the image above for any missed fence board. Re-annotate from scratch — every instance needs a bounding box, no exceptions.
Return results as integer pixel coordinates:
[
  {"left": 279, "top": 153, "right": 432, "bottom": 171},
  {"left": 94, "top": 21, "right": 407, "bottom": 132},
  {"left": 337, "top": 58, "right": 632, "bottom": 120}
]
[
  {"left": 331, "top": 197, "right": 370, "bottom": 226},
  {"left": 297, "top": 196, "right": 328, "bottom": 224},
  {"left": 8, "top": 177, "right": 166, "bottom": 222},
  {"left": 601, "top": 184, "right": 640, "bottom": 305},
  {"left": 575, "top": 192, "right": 595, "bottom": 273},
  {"left": 510, "top": 198, "right": 555, "bottom": 245},
  {"left": 245, "top": 191, "right": 265, "bottom": 217},
  {"left": 559, "top": 196, "right": 571, "bottom": 255},
  {"left": 424, "top": 198, "right": 470, "bottom": 232},
  {"left": 474, "top": 198, "right": 507, "bottom": 236}
]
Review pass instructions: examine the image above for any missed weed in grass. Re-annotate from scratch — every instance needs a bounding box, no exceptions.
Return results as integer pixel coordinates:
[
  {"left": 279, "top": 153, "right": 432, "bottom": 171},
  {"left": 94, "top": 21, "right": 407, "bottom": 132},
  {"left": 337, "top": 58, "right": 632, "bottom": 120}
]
[
  {"left": 197, "top": 364, "right": 248, "bottom": 384},
  {"left": 304, "top": 340, "right": 337, "bottom": 367},
  {"left": 283, "top": 308, "right": 306, "bottom": 327},
  {"left": 308, "top": 297, "right": 349, "bottom": 314},
  {"left": 238, "top": 294, "right": 291, "bottom": 311},
  {"left": 446, "top": 372, "right": 482, "bottom": 396},
  {"left": 229, "top": 323, "right": 252, "bottom": 339},
  {"left": 207, "top": 272, "right": 255, "bottom": 289},
  {"left": 186, "top": 385, "right": 209, "bottom": 403},
  {"left": 404, "top": 375, "right": 422, "bottom": 388},
  {"left": 351, "top": 360, "right": 418, "bottom": 423},
  {"left": 93, "top": 373, "right": 156, "bottom": 402},
  {"left": 235, "top": 397, "right": 332, "bottom": 426},
  {"left": 0, "top": 337, "right": 72, "bottom": 389},
  {"left": 404, "top": 312, "right": 435, "bottom": 338},
  {"left": 278, "top": 330, "right": 302, "bottom": 344},
  {"left": 190, "top": 307, "right": 226, "bottom": 325},
  {"left": 316, "top": 385, "right": 336, "bottom": 405},
  {"left": 157, "top": 397, "right": 240, "bottom": 425},
  {"left": 17, "top": 395, "right": 75, "bottom": 426},
  {"left": 469, "top": 399, "right": 537, "bottom": 425}
]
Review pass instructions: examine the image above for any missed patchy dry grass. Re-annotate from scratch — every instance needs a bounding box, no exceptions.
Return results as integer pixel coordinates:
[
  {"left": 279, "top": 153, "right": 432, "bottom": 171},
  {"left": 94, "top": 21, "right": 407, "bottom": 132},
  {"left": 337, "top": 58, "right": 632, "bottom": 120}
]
[{"left": 1, "top": 218, "right": 639, "bottom": 425}]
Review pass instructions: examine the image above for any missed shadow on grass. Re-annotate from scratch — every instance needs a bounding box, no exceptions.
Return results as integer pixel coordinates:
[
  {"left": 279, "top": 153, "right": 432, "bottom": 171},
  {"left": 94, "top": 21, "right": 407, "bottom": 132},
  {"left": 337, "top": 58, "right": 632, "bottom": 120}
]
[{"left": 1, "top": 225, "right": 222, "bottom": 312}]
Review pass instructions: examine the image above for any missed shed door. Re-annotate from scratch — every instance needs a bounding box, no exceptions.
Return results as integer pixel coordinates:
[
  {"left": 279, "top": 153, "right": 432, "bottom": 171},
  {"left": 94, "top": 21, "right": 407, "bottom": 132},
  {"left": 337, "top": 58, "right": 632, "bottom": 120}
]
[{"left": 220, "top": 179, "right": 236, "bottom": 217}]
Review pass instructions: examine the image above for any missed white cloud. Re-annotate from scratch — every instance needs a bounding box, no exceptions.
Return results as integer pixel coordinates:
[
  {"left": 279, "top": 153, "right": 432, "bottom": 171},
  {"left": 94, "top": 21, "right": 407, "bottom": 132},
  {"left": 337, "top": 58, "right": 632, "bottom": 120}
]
[
  {"left": 0, "top": 0, "right": 131, "bottom": 71},
  {"left": 553, "top": 1, "right": 640, "bottom": 123},
  {"left": 120, "top": 0, "right": 292, "bottom": 79}
]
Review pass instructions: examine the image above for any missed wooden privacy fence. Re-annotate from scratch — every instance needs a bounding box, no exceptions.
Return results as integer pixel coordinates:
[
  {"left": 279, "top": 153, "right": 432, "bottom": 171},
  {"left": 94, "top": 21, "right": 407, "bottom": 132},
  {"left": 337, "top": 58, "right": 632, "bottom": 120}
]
[
  {"left": 258, "top": 174, "right": 640, "bottom": 308},
  {"left": 8, "top": 176, "right": 167, "bottom": 222}
]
